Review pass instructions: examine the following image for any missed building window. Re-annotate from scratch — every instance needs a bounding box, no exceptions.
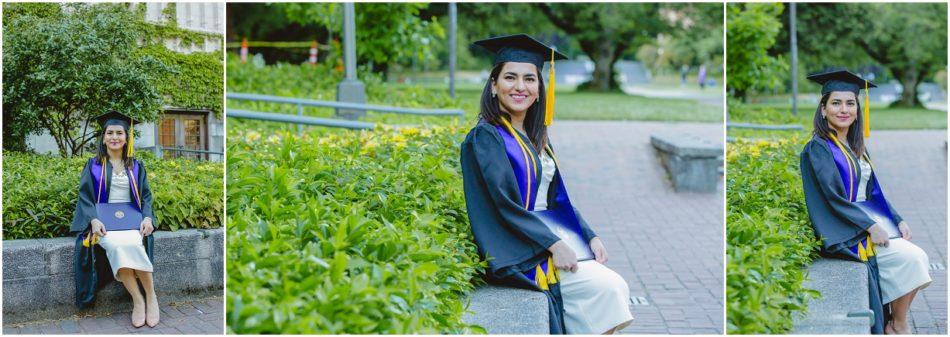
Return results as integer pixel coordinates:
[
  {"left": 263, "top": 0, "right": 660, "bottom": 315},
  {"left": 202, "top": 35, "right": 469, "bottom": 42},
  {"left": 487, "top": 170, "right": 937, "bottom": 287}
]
[{"left": 158, "top": 112, "right": 208, "bottom": 160}]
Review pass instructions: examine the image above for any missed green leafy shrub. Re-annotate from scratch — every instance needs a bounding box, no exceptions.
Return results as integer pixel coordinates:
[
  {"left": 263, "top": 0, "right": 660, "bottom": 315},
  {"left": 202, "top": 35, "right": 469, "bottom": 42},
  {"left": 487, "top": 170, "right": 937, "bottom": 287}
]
[
  {"left": 726, "top": 136, "right": 821, "bottom": 334},
  {"left": 135, "top": 44, "right": 224, "bottom": 117},
  {"left": 727, "top": 100, "right": 812, "bottom": 140},
  {"left": 728, "top": 98, "right": 804, "bottom": 125},
  {"left": 226, "top": 125, "right": 485, "bottom": 334},
  {"left": 3, "top": 152, "right": 224, "bottom": 239}
]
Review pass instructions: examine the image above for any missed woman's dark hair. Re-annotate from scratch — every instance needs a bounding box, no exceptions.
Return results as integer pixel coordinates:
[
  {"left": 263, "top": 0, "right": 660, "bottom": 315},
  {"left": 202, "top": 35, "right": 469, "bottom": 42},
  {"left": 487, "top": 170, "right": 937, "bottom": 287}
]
[
  {"left": 812, "top": 92, "right": 865, "bottom": 158},
  {"left": 478, "top": 62, "right": 549, "bottom": 152},
  {"left": 95, "top": 121, "right": 134, "bottom": 168}
]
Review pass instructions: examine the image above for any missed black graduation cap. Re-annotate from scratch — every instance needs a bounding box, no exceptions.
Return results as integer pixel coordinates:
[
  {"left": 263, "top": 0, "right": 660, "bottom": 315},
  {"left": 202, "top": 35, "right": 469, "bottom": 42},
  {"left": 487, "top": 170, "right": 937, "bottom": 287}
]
[
  {"left": 807, "top": 69, "right": 876, "bottom": 137},
  {"left": 806, "top": 69, "right": 877, "bottom": 96},
  {"left": 91, "top": 110, "right": 140, "bottom": 156},
  {"left": 473, "top": 34, "right": 568, "bottom": 70},
  {"left": 92, "top": 110, "right": 141, "bottom": 129}
]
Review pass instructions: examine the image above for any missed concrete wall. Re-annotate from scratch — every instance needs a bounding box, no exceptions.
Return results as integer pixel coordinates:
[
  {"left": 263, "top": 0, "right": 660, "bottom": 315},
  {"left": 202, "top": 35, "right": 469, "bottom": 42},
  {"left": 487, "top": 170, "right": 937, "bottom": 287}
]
[{"left": 3, "top": 228, "right": 223, "bottom": 324}]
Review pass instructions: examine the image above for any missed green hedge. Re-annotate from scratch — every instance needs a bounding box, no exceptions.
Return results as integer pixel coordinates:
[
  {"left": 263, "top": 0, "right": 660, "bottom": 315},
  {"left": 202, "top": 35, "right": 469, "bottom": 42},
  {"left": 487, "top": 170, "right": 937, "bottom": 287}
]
[
  {"left": 2, "top": 152, "right": 224, "bottom": 239},
  {"left": 226, "top": 126, "right": 485, "bottom": 334},
  {"left": 726, "top": 137, "right": 821, "bottom": 334}
]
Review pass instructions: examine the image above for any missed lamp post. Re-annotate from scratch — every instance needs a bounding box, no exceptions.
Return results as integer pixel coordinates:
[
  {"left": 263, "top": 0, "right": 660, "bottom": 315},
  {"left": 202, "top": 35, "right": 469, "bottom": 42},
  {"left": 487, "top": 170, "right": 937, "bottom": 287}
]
[{"left": 336, "top": 2, "right": 366, "bottom": 119}]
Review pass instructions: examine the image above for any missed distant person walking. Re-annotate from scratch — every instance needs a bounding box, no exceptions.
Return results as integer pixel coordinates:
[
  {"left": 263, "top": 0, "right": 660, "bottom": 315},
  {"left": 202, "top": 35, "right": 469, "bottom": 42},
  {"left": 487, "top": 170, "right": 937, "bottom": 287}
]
[{"left": 698, "top": 64, "right": 708, "bottom": 90}]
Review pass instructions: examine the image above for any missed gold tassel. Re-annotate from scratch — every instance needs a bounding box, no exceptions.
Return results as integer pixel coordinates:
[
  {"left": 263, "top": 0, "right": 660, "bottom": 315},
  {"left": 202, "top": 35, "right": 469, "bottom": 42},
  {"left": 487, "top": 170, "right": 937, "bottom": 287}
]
[
  {"left": 536, "top": 264, "right": 549, "bottom": 290},
  {"left": 863, "top": 81, "right": 870, "bottom": 138},
  {"left": 127, "top": 120, "right": 135, "bottom": 158},
  {"left": 546, "top": 257, "right": 557, "bottom": 284},
  {"left": 83, "top": 232, "right": 99, "bottom": 247},
  {"left": 858, "top": 241, "right": 868, "bottom": 262},
  {"left": 544, "top": 49, "right": 556, "bottom": 126}
]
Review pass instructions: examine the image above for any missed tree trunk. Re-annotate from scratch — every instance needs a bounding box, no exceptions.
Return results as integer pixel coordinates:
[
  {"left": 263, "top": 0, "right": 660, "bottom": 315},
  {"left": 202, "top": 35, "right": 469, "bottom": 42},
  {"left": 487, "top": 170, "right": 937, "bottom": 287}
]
[
  {"left": 892, "top": 68, "right": 922, "bottom": 107},
  {"left": 579, "top": 39, "right": 619, "bottom": 92}
]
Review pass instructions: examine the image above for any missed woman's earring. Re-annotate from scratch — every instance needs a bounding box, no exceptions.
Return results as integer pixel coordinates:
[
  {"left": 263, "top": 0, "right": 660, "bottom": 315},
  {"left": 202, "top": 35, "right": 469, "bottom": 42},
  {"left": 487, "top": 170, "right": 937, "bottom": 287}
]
[{"left": 492, "top": 91, "right": 497, "bottom": 98}]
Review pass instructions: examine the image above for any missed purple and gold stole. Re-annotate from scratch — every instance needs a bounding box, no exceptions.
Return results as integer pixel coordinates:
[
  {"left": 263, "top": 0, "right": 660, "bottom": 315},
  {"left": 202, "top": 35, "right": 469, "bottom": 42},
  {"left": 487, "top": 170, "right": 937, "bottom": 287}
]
[
  {"left": 90, "top": 158, "right": 144, "bottom": 210},
  {"left": 825, "top": 137, "right": 897, "bottom": 261},
  {"left": 495, "top": 118, "right": 587, "bottom": 290}
]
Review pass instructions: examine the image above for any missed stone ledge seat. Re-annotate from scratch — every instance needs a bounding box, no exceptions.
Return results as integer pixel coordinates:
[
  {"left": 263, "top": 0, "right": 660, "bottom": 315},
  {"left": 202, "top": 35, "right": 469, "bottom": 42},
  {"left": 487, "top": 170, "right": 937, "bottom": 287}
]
[
  {"left": 3, "top": 228, "right": 224, "bottom": 324},
  {"left": 462, "top": 284, "right": 549, "bottom": 334},
  {"left": 792, "top": 258, "right": 871, "bottom": 334},
  {"left": 650, "top": 134, "right": 723, "bottom": 193}
]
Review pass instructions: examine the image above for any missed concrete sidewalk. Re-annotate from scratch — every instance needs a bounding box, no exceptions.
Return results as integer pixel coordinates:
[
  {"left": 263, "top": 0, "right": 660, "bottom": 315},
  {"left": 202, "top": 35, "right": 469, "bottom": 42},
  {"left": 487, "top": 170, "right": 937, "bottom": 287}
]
[
  {"left": 549, "top": 120, "right": 724, "bottom": 334},
  {"left": 866, "top": 130, "right": 947, "bottom": 334},
  {"left": 621, "top": 85, "right": 725, "bottom": 107},
  {"left": 3, "top": 297, "right": 223, "bottom": 335}
]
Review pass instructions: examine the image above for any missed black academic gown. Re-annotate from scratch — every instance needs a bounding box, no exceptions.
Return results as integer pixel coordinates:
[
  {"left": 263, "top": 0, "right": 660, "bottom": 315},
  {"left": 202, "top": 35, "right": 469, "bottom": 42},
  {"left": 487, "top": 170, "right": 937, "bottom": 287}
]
[
  {"left": 800, "top": 137, "right": 902, "bottom": 334},
  {"left": 72, "top": 158, "right": 156, "bottom": 309},
  {"left": 460, "top": 120, "right": 597, "bottom": 334}
]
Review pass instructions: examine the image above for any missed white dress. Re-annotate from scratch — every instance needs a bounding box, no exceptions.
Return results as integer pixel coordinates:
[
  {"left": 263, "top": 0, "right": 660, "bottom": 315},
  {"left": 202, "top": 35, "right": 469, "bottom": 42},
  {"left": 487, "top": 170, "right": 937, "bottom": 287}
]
[
  {"left": 98, "top": 166, "right": 154, "bottom": 277},
  {"left": 855, "top": 158, "right": 931, "bottom": 304},
  {"left": 534, "top": 152, "right": 634, "bottom": 334}
]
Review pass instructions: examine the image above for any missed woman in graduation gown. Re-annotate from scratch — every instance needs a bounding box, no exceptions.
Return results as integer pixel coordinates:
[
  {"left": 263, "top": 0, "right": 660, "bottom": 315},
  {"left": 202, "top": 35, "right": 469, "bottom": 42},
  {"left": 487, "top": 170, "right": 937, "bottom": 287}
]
[
  {"left": 460, "top": 34, "right": 633, "bottom": 334},
  {"left": 72, "top": 111, "right": 160, "bottom": 328},
  {"left": 800, "top": 70, "right": 931, "bottom": 335}
]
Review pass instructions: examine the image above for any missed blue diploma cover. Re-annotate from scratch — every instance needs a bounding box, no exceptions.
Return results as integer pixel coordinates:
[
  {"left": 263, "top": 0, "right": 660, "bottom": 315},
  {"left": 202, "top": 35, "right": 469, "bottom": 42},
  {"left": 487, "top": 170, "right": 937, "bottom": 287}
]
[{"left": 96, "top": 202, "right": 143, "bottom": 231}]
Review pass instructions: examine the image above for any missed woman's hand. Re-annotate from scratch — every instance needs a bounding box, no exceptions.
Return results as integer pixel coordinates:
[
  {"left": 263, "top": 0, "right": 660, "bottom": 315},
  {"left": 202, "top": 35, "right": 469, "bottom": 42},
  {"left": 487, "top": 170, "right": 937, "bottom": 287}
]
[
  {"left": 91, "top": 219, "right": 107, "bottom": 237},
  {"left": 590, "top": 237, "right": 608, "bottom": 263},
  {"left": 898, "top": 221, "right": 912, "bottom": 241},
  {"left": 868, "top": 223, "right": 889, "bottom": 247},
  {"left": 548, "top": 240, "right": 578, "bottom": 273},
  {"left": 140, "top": 217, "right": 154, "bottom": 237}
]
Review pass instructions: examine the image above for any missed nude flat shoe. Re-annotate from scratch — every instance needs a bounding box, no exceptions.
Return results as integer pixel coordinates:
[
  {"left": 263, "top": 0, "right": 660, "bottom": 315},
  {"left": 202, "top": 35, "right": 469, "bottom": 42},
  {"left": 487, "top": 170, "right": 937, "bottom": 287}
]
[
  {"left": 131, "top": 301, "right": 146, "bottom": 328},
  {"left": 145, "top": 295, "right": 160, "bottom": 328}
]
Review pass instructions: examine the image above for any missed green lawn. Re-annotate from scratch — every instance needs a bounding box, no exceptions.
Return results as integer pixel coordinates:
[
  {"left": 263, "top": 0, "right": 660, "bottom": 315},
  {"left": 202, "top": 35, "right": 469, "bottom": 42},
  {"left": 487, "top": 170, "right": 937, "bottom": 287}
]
[{"left": 450, "top": 86, "right": 722, "bottom": 123}]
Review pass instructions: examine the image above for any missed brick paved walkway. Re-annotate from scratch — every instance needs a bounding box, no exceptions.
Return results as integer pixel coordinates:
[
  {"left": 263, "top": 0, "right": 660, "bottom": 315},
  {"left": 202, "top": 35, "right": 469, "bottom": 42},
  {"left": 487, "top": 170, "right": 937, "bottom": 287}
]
[
  {"left": 866, "top": 130, "right": 947, "bottom": 334},
  {"left": 3, "top": 297, "right": 223, "bottom": 335},
  {"left": 549, "top": 120, "right": 725, "bottom": 334}
]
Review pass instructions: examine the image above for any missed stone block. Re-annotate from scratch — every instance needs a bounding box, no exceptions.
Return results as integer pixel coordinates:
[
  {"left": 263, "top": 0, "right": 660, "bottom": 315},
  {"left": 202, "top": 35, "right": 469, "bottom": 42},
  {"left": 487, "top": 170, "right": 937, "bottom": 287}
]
[
  {"left": 154, "top": 230, "right": 199, "bottom": 264},
  {"left": 462, "top": 284, "right": 549, "bottom": 334},
  {"left": 3, "top": 239, "right": 46, "bottom": 280},
  {"left": 792, "top": 258, "right": 871, "bottom": 334},
  {"left": 650, "top": 134, "right": 722, "bottom": 193}
]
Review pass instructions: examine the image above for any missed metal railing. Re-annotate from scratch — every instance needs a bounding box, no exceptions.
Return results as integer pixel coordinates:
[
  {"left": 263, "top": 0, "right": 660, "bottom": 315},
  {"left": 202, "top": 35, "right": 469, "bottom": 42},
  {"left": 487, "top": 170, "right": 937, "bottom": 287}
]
[
  {"left": 146, "top": 146, "right": 224, "bottom": 161},
  {"left": 226, "top": 92, "right": 465, "bottom": 132},
  {"left": 726, "top": 122, "right": 804, "bottom": 143},
  {"left": 727, "top": 122, "right": 804, "bottom": 130},
  {"left": 227, "top": 109, "right": 375, "bottom": 130}
]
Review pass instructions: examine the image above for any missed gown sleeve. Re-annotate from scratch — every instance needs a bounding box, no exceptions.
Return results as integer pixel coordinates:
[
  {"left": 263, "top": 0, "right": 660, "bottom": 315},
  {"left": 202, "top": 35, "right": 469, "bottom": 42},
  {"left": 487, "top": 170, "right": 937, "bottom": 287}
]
[
  {"left": 71, "top": 159, "right": 98, "bottom": 233},
  {"left": 467, "top": 125, "right": 562, "bottom": 250},
  {"left": 136, "top": 160, "right": 155, "bottom": 224},
  {"left": 804, "top": 140, "right": 875, "bottom": 230}
]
